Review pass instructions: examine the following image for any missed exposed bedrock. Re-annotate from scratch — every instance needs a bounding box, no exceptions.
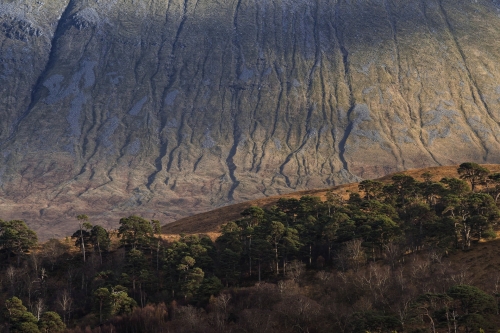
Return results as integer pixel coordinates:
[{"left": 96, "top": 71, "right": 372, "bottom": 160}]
[{"left": 1, "top": 0, "right": 500, "bottom": 238}]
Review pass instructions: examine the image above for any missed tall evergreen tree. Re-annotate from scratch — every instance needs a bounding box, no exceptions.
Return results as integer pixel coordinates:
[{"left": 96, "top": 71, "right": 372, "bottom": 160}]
[
  {"left": 457, "top": 162, "right": 490, "bottom": 192},
  {"left": 74, "top": 214, "right": 91, "bottom": 263},
  {"left": 89, "top": 225, "right": 111, "bottom": 264},
  {"left": 38, "top": 312, "right": 65, "bottom": 333},
  {"left": 118, "top": 216, "right": 155, "bottom": 250},
  {"left": 0, "top": 220, "right": 38, "bottom": 266},
  {"left": 3, "top": 297, "right": 40, "bottom": 333}
]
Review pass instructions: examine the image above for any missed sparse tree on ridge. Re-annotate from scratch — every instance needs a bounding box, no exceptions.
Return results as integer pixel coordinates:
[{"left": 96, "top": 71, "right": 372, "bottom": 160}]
[
  {"left": 458, "top": 162, "right": 490, "bottom": 192},
  {"left": 359, "top": 179, "right": 384, "bottom": 200},
  {"left": 118, "top": 215, "right": 155, "bottom": 250}
]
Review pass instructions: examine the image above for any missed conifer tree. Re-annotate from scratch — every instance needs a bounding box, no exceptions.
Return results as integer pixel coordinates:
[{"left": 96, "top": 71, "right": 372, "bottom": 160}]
[
  {"left": 4, "top": 297, "right": 40, "bottom": 333},
  {"left": 457, "top": 162, "right": 490, "bottom": 192},
  {"left": 38, "top": 312, "right": 65, "bottom": 333},
  {"left": 0, "top": 220, "right": 38, "bottom": 266},
  {"left": 73, "top": 214, "right": 91, "bottom": 263}
]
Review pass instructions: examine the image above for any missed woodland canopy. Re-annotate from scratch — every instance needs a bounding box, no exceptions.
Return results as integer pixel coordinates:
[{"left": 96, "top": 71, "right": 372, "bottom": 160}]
[{"left": 1, "top": 163, "right": 500, "bottom": 332}]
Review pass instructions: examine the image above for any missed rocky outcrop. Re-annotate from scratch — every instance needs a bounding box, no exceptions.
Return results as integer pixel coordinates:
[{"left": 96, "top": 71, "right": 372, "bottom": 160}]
[{"left": 2, "top": 0, "right": 500, "bottom": 239}]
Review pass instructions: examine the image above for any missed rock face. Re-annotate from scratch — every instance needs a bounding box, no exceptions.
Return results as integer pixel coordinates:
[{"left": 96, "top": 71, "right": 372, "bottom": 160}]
[{"left": 2, "top": 0, "right": 500, "bottom": 239}]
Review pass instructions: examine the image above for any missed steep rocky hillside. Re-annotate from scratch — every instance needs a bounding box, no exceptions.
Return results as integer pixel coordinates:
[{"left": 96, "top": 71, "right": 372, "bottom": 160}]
[{"left": 2, "top": 0, "right": 500, "bottom": 239}]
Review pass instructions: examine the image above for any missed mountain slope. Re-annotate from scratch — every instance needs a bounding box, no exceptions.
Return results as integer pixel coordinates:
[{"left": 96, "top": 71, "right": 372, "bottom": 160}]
[
  {"left": 162, "top": 164, "right": 500, "bottom": 234},
  {"left": 2, "top": 0, "right": 500, "bottom": 239}
]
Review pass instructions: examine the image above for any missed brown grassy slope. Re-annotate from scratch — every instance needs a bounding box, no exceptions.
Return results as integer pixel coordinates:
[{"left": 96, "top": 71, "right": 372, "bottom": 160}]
[
  {"left": 162, "top": 164, "right": 500, "bottom": 235},
  {"left": 447, "top": 232, "right": 500, "bottom": 290}
]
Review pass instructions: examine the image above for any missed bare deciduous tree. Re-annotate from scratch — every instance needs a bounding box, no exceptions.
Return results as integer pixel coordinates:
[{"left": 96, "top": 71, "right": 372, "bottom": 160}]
[
  {"left": 336, "top": 239, "right": 366, "bottom": 271},
  {"left": 316, "top": 270, "right": 333, "bottom": 283},
  {"left": 34, "top": 298, "right": 45, "bottom": 320},
  {"left": 57, "top": 289, "right": 73, "bottom": 325},
  {"left": 211, "top": 293, "right": 232, "bottom": 331},
  {"left": 384, "top": 241, "right": 403, "bottom": 269},
  {"left": 450, "top": 264, "right": 473, "bottom": 285},
  {"left": 286, "top": 260, "right": 305, "bottom": 283},
  {"left": 30, "top": 252, "right": 41, "bottom": 274},
  {"left": 42, "top": 239, "right": 66, "bottom": 271},
  {"left": 6, "top": 266, "right": 16, "bottom": 296}
]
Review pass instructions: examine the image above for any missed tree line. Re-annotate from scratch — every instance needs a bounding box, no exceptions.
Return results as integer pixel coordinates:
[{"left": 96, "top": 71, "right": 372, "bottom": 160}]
[{"left": 1, "top": 163, "right": 500, "bottom": 332}]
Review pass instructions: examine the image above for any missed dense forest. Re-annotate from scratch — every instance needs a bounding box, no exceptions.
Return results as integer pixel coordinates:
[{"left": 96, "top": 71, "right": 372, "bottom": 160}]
[{"left": 2, "top": 163, "right": 500, "bottom": 332}]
